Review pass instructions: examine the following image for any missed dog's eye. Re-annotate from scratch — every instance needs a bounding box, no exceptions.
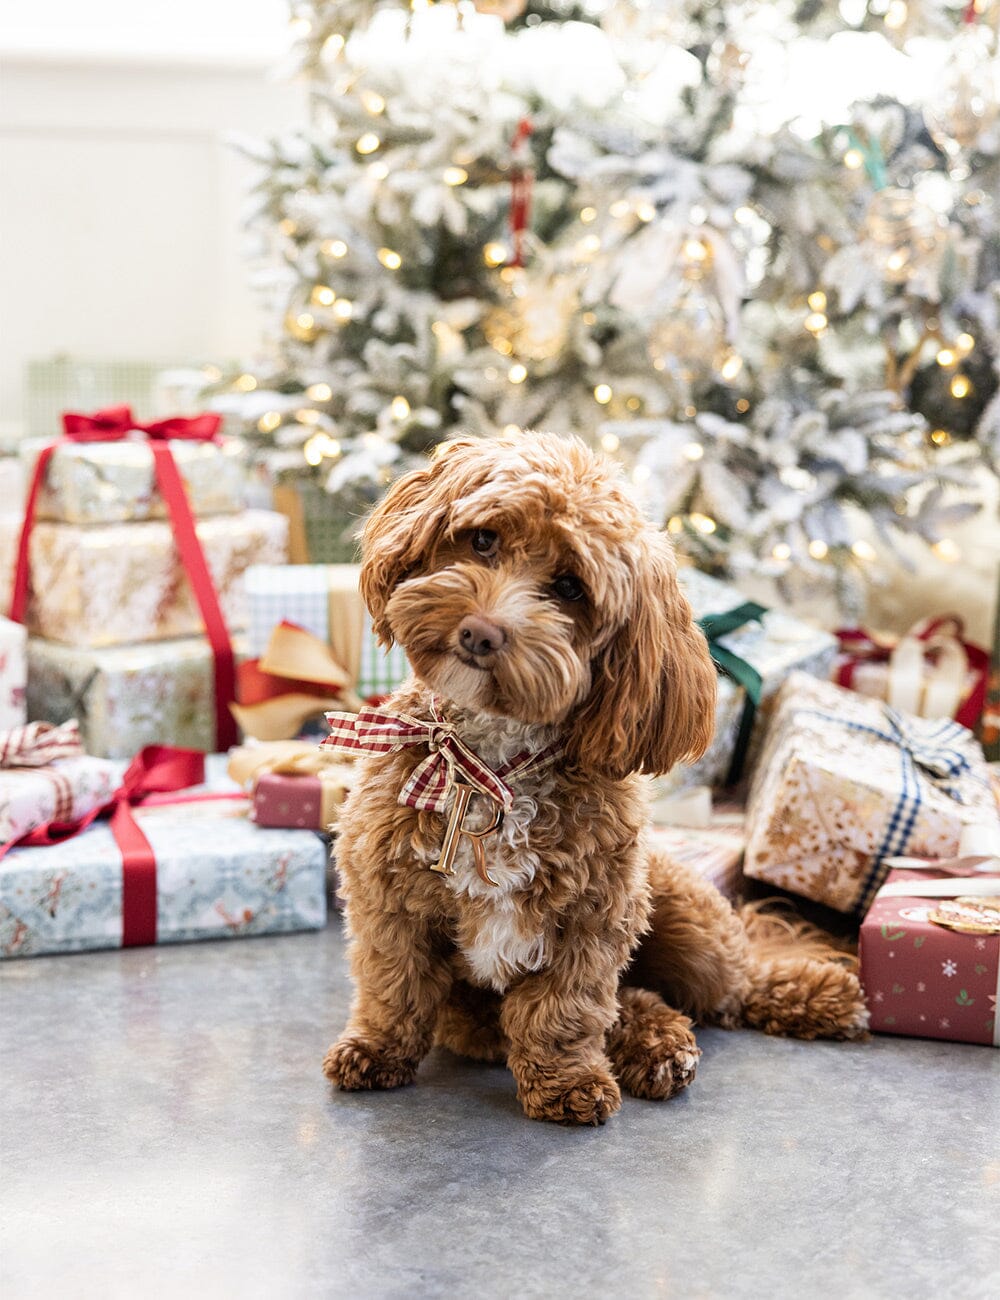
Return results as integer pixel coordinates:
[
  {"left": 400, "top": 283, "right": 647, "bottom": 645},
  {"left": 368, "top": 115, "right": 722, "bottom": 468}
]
[
  {"left": 471, "top": 529, "right": 499, "bottom": 559},
  {"left": 552, "top": 574, "right": 585, "bottom": 602}
]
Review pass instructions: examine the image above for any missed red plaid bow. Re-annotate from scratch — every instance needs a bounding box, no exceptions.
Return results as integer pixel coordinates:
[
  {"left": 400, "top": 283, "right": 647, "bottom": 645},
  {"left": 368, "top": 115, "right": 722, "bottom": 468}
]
[
  {"left": 0, "top": 720, "right": 83, "bottom": 768},
  {"left": 322, "top": 703, "right": 559, "bottom": 814}
]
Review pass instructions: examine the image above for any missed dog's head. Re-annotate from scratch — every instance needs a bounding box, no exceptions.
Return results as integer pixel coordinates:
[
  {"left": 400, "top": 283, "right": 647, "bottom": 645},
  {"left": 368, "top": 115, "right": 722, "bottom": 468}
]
[{"left": 359, "top": 432, "right": 716, "bottom": 779}]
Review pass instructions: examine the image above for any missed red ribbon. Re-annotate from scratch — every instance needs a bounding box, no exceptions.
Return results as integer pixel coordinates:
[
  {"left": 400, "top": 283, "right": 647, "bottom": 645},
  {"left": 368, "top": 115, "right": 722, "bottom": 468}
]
[
  {"left": 9, "top": 406, "right": 236, "bottom": 751},
  {"left": 508, "top": 118, "right": 534, "bottom": 270},
  {"left": 0, "top": 745, "right": 208, "bottom": 946}
]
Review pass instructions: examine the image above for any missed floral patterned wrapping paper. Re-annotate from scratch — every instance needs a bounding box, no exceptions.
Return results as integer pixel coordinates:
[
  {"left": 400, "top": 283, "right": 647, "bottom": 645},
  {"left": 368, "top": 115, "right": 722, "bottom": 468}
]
[
  {"left": 0, "top": 510, "right": 288, "bottom": 647},
  {"left": 26, "top": 635, "right": 246, "bottom": 759},
  {"left": 658, "top": 569, "right": 839, "bottom": 794},
  {"left": 19, "top": 435, "right": 248, "bottom": 524},
  {"left": 0, "top": 616, "right": 26, "bottom": 730},
  {"left": 0, "top": 803, "right": 328, "bottom": 959},
  {"left": 0, "top": 754, "right": 120, "bottom": 848},
  {"left": 743, "top": 673, "right": 999, "bottom": 915}
]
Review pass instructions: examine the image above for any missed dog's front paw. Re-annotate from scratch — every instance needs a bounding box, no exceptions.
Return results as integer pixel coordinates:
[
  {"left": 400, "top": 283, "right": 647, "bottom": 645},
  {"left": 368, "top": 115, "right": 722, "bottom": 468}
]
[
  {"left": 515, "top": 1063, "right": 622, "bottom": 1127},
  {"left": 607, "top": 990, "right": 700, "bottom": 1101},
  {"left": 323, "top": 1036, "right": 418, "bottom": 1091}
]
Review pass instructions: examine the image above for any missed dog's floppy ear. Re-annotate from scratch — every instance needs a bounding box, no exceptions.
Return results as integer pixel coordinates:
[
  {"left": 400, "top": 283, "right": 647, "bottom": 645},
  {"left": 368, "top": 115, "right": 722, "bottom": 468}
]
[
  {"left": 565, "top": 536, "right": 717, "bottom": 780},
  {"left": 359, "top": 439, "right": 477, "bottom": 645}
]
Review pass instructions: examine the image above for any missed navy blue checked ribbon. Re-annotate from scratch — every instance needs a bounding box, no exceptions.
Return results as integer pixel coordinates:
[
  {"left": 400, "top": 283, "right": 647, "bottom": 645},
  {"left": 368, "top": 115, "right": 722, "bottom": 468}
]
[{"left": 800, "top": 705, "right": 982, "bottom": 916}]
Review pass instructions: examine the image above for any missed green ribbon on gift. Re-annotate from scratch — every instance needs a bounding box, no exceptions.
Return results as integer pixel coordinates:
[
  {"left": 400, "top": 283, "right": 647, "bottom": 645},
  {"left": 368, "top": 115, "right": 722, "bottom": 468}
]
[{"left": 698, "top": 602, "right": 766, "bottom": 786}]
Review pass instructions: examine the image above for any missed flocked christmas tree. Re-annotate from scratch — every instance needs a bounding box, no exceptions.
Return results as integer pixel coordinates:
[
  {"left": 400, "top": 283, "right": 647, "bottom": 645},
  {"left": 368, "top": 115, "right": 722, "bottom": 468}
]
[{"left": 213, "top": 0, "right": 1000, "bottom": 613}]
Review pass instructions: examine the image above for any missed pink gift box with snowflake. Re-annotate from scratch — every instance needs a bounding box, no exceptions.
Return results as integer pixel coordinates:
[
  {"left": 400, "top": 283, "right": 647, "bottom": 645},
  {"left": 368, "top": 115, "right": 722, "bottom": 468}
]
[{"left": 859, "top": 867, "right": 999, "bottom": 1048}]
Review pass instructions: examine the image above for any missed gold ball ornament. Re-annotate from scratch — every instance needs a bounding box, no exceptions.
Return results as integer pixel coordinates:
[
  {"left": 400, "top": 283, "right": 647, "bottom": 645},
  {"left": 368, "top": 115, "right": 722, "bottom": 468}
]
[
  {"left": 484, "top": 272, "right": 580, "bottom": 364},
  {"left": 862, "top": 188, "right": 946, "bottom": 285}
]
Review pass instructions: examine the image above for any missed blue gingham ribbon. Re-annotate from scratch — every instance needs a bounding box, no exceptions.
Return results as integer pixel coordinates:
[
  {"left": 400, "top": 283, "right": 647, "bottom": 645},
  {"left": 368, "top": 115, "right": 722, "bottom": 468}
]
[{"left": 801, "top": 706, "right": 980, "bottom": 916}]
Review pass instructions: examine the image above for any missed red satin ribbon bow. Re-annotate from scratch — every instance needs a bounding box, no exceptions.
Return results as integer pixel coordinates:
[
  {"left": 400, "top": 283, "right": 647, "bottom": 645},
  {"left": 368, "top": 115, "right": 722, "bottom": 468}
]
[
  {"left": 9, "top": 407, "right": 235, "bottom": 750},
  {"left": 0, "top": 745, "right": 207, "bottom": 946}
]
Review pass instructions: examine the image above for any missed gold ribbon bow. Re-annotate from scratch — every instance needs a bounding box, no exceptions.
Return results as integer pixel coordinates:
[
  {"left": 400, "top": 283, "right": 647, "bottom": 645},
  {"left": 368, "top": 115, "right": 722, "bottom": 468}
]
[{"left": 227, "top": 740, "right": 355, "bottom": 827}]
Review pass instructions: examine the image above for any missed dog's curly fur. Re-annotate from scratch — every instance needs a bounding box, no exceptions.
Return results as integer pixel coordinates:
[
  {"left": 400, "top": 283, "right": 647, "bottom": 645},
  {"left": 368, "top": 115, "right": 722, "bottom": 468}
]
[{"left": 324, "top": 432, "right": 868, "bottom": 1125}]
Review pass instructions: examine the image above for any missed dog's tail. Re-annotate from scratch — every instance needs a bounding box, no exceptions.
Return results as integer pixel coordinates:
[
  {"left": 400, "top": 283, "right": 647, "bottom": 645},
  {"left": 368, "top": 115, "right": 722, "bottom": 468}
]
[{"left": 737, "top": 901, "right": 869, "bottom": 1041}]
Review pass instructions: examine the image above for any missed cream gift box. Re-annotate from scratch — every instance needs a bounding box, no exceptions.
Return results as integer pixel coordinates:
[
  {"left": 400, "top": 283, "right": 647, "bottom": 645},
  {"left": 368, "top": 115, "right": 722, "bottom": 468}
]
[
  {"left": 0, "top": 616, "right": 26, "bottom": 730},
  {"left": 26, "top": 635, "right": 247, "bottom": 759},
  {"left": 0, "top": 804, "right": 327, "bottom": 959},
  {"left": 245, "top": 564, "right": 409, "bottom": 700},
  {"left": 19, "top": 434, "right": 248, "bottom": 524},
  {"left": 743, "top": 672, "right": 998, "bottom": 915},
  {"left": 0, "top": 510, "right": 287, "bottom": 647}
]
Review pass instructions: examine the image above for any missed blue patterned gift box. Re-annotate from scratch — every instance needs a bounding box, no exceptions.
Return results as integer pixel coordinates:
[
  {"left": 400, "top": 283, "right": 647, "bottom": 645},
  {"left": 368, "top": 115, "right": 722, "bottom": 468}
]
[{"left": 0, "top": 803, "right": 327, "bottom": 959}]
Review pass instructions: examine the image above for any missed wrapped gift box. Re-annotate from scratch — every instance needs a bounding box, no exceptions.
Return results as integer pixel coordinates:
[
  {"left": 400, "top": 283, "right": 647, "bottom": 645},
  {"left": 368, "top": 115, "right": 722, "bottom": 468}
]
[
  {"left": 661, "top": 568, "right": 839, "bottom": 793},
  {"left": 20, "top": 434, "right": 248, "bottom": 524},
  {"left": 0, "top": 803, "right": 327, "bottom": 959},
  {"left": 859, "top": 868, "right": 999, "bottom": 1047},
  {"left": 227, "top": 741, "right": 355, "bottom": 830},
  {"left": 1, "top": 510, "right": 287, "bottom": 647},
  {"left": 26, "top": 635, "right": 247, "bottom": 759},
  {"left": 0, "top": 616, "right": 26, "bottom": 730},
  {"left": 246, "top": 564, "right": 409, "bottom": 699},
  {"left": 743, "top": 673, "right": 998, "bottom": 915},
  {"left": 1, "top": 753, "right": 120, "bottom": 848}
]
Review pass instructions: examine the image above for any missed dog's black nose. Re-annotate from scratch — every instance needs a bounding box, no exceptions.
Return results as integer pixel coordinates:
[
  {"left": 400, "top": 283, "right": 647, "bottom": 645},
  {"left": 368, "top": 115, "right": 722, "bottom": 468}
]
[{"left": 458, "top": 615, "right": 506, "bottom": 658}]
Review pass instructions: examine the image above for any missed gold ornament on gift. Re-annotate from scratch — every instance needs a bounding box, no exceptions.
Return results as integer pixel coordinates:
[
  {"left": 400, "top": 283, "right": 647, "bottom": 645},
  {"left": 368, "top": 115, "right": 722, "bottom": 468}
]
[{"left": 862, "top": 188, "right": 946, "bottom": 285}]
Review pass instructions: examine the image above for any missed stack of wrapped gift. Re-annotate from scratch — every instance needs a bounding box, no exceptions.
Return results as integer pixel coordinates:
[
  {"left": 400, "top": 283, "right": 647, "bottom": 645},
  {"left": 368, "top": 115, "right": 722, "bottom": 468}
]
[
  {"left": 663, "top": 568, "right": 838, "bottom": 795},
  {"left": 0, "top": 730, "right": 328, "bottom": 960},
  {"left": 2, "top": 421, "right": 288, "bottom": 757},
  {"left": 743, "top": 672, "right": 998, "bottom": 917},
  {"left": 234, "top": 564, "right": 410, "bottom": 741}
]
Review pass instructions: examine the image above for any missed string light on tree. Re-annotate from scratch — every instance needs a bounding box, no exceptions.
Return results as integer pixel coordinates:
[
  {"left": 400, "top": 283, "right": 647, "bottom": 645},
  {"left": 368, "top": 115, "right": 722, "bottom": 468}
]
[
  {"left": 306, "top": 383, "right": 333, "bottom": 402},
  {"left": 377, "top": 248, "right": 403, "bottom": 269},
  {"left": 356, "top": 133, "right": 380, "bottom": 155}
]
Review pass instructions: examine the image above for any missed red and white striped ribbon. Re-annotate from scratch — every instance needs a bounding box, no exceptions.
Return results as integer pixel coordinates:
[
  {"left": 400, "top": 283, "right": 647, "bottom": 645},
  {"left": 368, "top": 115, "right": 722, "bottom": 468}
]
[{"left": 0, "top": 720, "right": 83, "bottom": 769}]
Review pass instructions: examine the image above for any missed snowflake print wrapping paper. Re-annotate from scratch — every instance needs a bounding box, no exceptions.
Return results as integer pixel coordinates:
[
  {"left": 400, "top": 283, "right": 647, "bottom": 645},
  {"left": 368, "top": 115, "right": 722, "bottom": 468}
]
[
  {"left": 859, "top": 868, "right": 999, "bottom": 1048},
  {"left": 0, "top": 804, "right": 327, "bottom": 959},
  {"left": 743, "top": 673, "right": 998, "bottom": 914}
]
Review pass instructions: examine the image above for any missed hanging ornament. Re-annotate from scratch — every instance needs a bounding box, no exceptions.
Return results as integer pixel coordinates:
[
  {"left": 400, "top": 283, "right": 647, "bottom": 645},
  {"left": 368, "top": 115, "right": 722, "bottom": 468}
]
[
  {"left": 647, "top": 281, "right": 727, "bottom": 379},
  {"left": 706, "top": 39, "right": 750, "bottom": 93},
  {"left": 922, "top": 21, "right": 999, "bottom": 163},
  {"left": 862, "top": 188, "right": 946, "bottom": 285},
  {"left": 484, "top": 268, "right": 580, "bottom": 363},
  {"left": 472, "top": 0, "right": 527, "bottom": 22},
  {"left": 600, "top": 0, "right": 692, "bottom": 76}
]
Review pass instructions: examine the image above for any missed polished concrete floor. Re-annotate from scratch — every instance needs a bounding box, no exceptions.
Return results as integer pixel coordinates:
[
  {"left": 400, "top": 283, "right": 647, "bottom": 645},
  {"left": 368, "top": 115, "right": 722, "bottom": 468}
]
[{"left": 2, "top": 918, "right": 998, "bottom": 1300}]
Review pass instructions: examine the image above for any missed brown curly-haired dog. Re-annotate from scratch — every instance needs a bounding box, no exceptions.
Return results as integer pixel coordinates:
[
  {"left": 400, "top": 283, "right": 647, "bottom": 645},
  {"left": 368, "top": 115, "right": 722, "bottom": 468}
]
[{"left": 323, "top": 432, "right": 868, "bottom": 1126}]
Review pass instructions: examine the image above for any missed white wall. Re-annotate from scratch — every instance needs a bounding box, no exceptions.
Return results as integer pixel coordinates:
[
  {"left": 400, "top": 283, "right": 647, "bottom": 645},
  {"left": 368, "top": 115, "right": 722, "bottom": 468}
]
[{"left": 0, "top": 1, "right": 305, "bottom": 428}]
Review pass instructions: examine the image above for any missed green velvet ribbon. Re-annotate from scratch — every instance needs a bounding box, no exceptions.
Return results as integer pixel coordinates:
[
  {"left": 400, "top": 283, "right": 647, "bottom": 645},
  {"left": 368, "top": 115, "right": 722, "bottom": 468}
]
[{"left": 698, "top": 601, "right": 767, "bottom": 786}]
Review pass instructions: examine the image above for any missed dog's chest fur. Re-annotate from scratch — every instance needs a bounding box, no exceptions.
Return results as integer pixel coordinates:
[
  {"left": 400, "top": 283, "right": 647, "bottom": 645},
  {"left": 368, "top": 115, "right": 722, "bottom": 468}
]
[{"left": 411, "top": 710, "right": 558, "bottom": 992}]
